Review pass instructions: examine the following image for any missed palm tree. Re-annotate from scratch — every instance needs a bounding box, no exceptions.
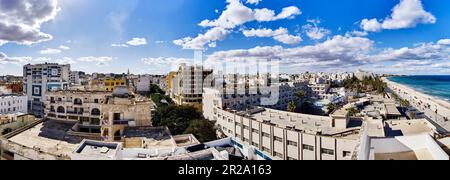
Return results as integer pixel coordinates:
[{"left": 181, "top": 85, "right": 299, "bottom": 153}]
[
  {"left": 347, "top": 107, "right": 359, "bottom": 117},
  {"left": 287, "top": 101, "right": 297, "bottom": 113},
  {"left": 326, "top": 103, "right": 337, "bottom": 114},
  {"left": 295, "top": 91, "right": 306, "bottom": 101},
  {"left": 400, "top": 99, "right": 410, "bottom": 111}
]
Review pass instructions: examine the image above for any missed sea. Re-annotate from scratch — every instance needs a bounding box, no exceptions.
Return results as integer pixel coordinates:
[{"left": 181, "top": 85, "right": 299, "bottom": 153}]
[{"left": 388, "top": 75, "right": 450, "bottom": 103}]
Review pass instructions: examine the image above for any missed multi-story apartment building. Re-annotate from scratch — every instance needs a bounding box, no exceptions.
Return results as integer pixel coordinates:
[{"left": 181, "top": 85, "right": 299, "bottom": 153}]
[
  {"left": 307, "top": 83, "right": 331, "bottom": 99},
  {"left": 204, "top": 104, "right": 357, "bottom": 160},
  {"left": 0, "top": 94, "right": 27, "bottom": 115},
  {"left": 44, "top": 90, "right": 111, "bottom": 133},
  {"left": 136, "top": 75, "right": 167, "bottom": 93},
  {"left": 103, "top": 78, "right": 126, "bottom": 92},
  {"left": 69, "top": 71, "right": 86, "bottom": 85},
  {"left": 43, "top": 87, "right": 153, "bottom": 139},
  {"left": 170, "top": 64, "right": 213, "bottom": 109},
  {"left": 100, "top": 87, "right": 153, "bottom": 142},
  {"left": 23, "top": 63, "right": 70, "bottom": 117}
]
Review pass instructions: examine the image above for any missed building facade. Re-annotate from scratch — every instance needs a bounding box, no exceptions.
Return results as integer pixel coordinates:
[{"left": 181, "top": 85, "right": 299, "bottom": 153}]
[
  {"left": 170, "top": 64, "right": 213, "bottom": 109},
  {"left": 23, "top": 63, "right": 70, "bottom": 117},
  {"left": 44, "top": 90, "right": 111, "bottom": 133},
  {"left": 0, "top": 94, "right": 27, "bottom": 115},
  {"left": 103, "top": 78, "right": 126, "bottom": 92}
]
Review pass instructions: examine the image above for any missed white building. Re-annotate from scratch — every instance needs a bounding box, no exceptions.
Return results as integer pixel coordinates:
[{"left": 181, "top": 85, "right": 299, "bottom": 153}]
[
  {"left": 136, "top": 75, "right": 167, "bottom": 93},
  {"left": 0, "top": 94, "right": 28, "bottom": 115},
  {"left": 170, "top": 64, "right": 213, "bottom": 109},
  {"left": 23, "top": 63, "right": 70, "bottom": 117},
  {"left": 69, "top": 71, "right": 86, "bottom": 86}
]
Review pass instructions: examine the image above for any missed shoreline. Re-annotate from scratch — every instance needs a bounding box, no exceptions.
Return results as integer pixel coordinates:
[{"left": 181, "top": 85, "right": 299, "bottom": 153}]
[
  {"left": 383, "top": 77, "right": 450, "bottom": 120},
  {"left": 388, "top": 76, "right": 450, "bottom": 103}
]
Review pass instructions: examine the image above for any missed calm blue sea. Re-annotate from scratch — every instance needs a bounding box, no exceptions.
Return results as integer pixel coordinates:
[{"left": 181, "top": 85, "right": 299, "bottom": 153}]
[{"left": 389, "top": 76, "right": 450, "bottom": 102}]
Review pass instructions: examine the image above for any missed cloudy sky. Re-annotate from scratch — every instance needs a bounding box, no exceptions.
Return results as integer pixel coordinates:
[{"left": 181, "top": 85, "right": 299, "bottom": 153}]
[{"left": 0, "top": 0, "right": 449, "bottom": 75}]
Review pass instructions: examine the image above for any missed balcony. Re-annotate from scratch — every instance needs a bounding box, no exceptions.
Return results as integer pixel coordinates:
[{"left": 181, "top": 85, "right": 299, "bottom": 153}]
[{"left": 113, "top": 120, "right": 130, "bottom": 125}]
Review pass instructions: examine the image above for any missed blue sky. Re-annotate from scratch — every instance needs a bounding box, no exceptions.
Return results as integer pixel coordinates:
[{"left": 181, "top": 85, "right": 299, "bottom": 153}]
[{"left": 0, "top": 0, "right": 449, "bottom": 75}]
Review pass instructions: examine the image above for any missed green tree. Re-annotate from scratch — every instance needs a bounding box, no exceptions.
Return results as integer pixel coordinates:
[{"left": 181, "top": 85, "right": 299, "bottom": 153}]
[
  {"left": 300, "top": 100, "right": 314, "bottom": 114},
  {"left": 2, "top": 128, "right": 12, "bottom": 135},
  {"left": 149, "top": 84, "right": 165, "bottom": 94},
  {"left": 152, "top": 105, "right": 202, "bottom": 135},
  {"left": 347, "top": 107, "right": 359, "bottom": 117},
  {"left": 408, "top": 111, "right": 416, "bottom": 120},
  {"left": 287, "top": 101, "right": 297, "bottom": 113},
  {"left": 400, "top": 99, "right": 410, "bottom": 111},
  {"left": 184, "top": 119, "right": 217, "bottom": 143},
  {"left": 151, "top": 94, "right": 173, "bottom": 107},
  {"left": 326, "top": 103, "right": 337, "bottom": 114}
]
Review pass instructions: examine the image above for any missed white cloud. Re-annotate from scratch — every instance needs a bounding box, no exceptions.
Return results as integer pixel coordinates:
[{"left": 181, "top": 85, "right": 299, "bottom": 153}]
[
  {"left": 111, "top": 44, "right": 129, "bottom": 48},
  {"left": 208, "top": 42, "right": 217, "bottom": 48},
  {"left": 111, "top": 37, "right": 148, "bottom": 47},
  {"left": 173, "top": 27, "right": 229, "bottom": 50},
  {"left": 243, "top": 27, "right": 302, "bottom": 44},
  {"left": 273, "top": 34, "right": 302, "bottom": 45},
  {"left": 0, "top": 0, "right": 60, "bottom": 45},
  {"left": 0, "top": 52, "right": 32, "bottom": 65},
  {"left": 141, "top": 57, "right": 192, "bottom": 73},
  {"left": 77, "top": 56, "right": 114, "bottom": 66},
  {"left": 206, "top": 35, "right": 374, "bottom": 68},
  {"left": 365, "top": 41, "right": 449, "bottom": 62},
  {"left": 382, "top": 0, "right": 436, "bottom": 30},
  {"left": 437, "top": 39, "right": 450, "bottom": 46},
  {"left": 59, "top": 45, "right": 70, "bottom": 50},
  {"left": 56, "top": 57, "right": 76, "bottom": 65},
  {"left": 346, "top": 30, "right": 369, "bottom": 37},
  {"left": 246, "top": 0, "right": 262, "bottom": 5},
  {"left": 40, "top": 48, "right": 62, "bottom": 55},
  {"left": 360, "top": 0, "right": 436, "bottom": 32},
  {"left": 175, "top": 0, "right": 301, "bottom": 49},
  {"left": 360, "top": 18, "right": 382, "bottom": 32},
  {"left": 302, "top": 19, "right": 331, "bottom": 40},
  {"left": 243, "top": 27, "right": 287, "bottom": 37},
  {"left": 127, "top": 37, "right": 147, "bottom": 46}
]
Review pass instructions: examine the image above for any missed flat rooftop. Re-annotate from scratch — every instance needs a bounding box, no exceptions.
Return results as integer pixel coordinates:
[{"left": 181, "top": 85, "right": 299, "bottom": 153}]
[
  {"left": 73, "top": 140, "right": 120, "bottom": 159},
  {"left": 243, "top": 108, "right": 360, "bottom": 138},
  {"left": 384, "top": 119, "right": 435, "bottom": 137},
  {"left": 7, "top": 121, "right": 81, "bottom": 156}
]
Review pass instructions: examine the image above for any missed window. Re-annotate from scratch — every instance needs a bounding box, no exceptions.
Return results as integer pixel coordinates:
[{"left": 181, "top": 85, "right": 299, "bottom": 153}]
[
  {"left": 113, "top": 113, "right": 121, "bottom": 120},
  {"left": 252, "top": 128, "right": 259, "bottom": 134},
  {"left": 302, "top": 144, "right": 314, "bottom": 151},
  {"left": 262, "top": 147, "right": 271, "bottom": 153},
  {"left": 252, "top": 142, "right": 259, "bottom": 147},
  {"left": 343, "top": 151, "right": 352, "bottom": 157},
  {"left": 287, "top": 140, "right": 298, "bottom": 147},
  {"left": 274, "top": 152, "right": 283, "bottom": 159},
  {"left": 274, "top": 136, "right": 283, "bottom": 143},
  {"left": 243, "top": 125, "right": 249, "bottom": 130},
  {"left": 262, "top": 132, "right": 270, "bottom": 138},
  {"left": 287, "top": 157, "right": 297, "bottom": 160},
  {"left": 321, "top": 148, "right": 334, "bottom": 156}
]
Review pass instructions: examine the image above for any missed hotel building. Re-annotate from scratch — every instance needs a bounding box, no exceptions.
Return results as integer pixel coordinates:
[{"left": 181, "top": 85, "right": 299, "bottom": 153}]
[{"left": 23, "top": 63, "right": 70, "bottom": 117}]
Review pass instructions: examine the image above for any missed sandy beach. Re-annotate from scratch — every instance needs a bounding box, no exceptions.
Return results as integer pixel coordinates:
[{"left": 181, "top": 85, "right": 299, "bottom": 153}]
[{"left": 383, "top": 77, "right": 450, "bottom": 132}]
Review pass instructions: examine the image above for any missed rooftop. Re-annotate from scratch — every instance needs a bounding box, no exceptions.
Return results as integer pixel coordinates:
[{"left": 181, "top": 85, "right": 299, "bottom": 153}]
[{"left": 7, "top": 121, "right": 81, "bottom": 157}]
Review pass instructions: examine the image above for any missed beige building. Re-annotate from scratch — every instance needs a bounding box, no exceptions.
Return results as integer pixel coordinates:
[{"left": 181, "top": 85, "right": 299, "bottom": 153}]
[
  {"left": 44, "top": 90, "right": 110, "bottom": 134},
  {"left": 43, "top": 87, "right": 153, "bottom": 140},
  {"left": 170, "top": 64, "right": 213, "bottom": 109},
  {"left": 205, "top": 104, "right": 359, "bottom": 160},
  {"left": 100, "top": 87, "right": 153, "bottom": 142}
]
